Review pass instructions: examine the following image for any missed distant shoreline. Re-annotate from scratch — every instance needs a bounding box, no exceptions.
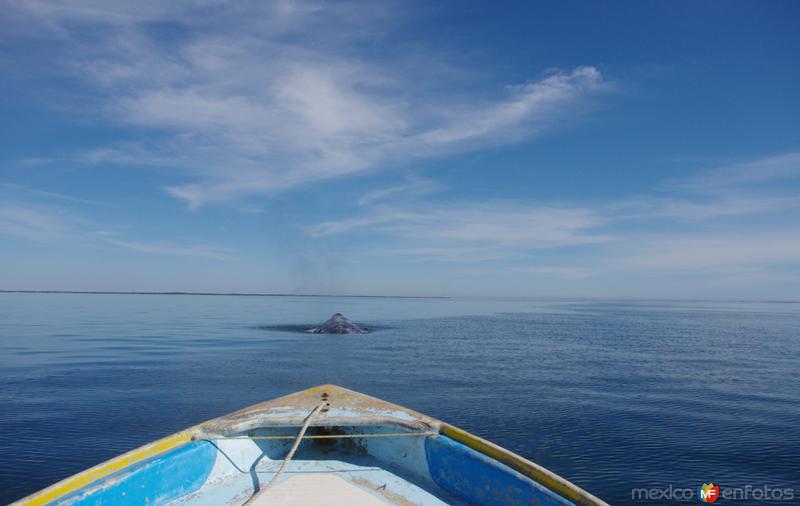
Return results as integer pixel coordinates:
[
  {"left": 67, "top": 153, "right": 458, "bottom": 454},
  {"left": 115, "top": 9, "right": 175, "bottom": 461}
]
[{"left": 0, "top": 289, "right": 450, "bottom": 299}]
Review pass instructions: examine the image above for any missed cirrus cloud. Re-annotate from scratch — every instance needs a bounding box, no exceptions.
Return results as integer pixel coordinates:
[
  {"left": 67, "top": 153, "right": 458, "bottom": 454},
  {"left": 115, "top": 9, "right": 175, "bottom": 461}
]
[{"left": 3, "top": 0, "right": 608, "bottom": 208}]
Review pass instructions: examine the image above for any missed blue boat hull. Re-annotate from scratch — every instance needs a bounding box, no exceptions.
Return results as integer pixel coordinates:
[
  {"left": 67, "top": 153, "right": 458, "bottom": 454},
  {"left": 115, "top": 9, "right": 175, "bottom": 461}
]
[{"left": 13, "top": 385, "right": 607, "bottom": 506}]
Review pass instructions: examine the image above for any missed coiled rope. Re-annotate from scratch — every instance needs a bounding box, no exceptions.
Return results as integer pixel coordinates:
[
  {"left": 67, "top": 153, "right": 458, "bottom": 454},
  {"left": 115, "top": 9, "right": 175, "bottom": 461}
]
[{"left": 243, "top": 402, "right": 326, "bottom": 505}]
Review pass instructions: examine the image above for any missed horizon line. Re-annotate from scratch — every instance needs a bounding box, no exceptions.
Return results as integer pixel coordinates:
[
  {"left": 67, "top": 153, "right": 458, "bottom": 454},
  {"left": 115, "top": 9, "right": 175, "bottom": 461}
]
[{"left": 0, "top": 289, "right": 451, "bottom": 299}]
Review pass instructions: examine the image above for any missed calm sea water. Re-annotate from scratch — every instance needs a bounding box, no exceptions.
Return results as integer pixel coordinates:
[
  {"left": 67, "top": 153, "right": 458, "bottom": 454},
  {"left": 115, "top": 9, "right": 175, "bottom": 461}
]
[{"left": 1, "top": 293, "right": 798, "bottom": 505}]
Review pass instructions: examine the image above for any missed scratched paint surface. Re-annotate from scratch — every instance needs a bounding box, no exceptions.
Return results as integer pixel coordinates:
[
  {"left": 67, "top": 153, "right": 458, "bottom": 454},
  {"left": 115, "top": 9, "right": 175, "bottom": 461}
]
[{"left": 1, "top": 294, "right": 799, "bottom": 504}]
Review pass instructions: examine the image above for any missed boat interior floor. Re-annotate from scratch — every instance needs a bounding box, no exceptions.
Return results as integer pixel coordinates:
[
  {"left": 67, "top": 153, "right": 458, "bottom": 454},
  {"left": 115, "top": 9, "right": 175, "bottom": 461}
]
[{"left": 169, "top": 451, "right": 468, "bottom": 506}]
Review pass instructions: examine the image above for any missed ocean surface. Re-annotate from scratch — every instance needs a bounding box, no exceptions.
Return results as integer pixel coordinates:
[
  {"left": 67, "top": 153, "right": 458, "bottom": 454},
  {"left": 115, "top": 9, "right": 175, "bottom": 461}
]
[{"left": 1, "top": 293, "right": 798, "bottom": 505}]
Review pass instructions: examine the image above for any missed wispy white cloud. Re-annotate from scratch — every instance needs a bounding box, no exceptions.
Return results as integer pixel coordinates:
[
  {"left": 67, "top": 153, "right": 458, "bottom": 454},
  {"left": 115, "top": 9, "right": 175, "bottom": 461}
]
[
  {"left": 309, "top": 202, "right": 609, "bottom": 252},
  {"left": 147, "top": 64, "right": 605, "bottom": 208},
  {"left": 616, "top": 232, "right": 800, "bottom": 272},
  {"left": 3, "top": 1, "right": 608, "bottom": 208},
  {"left": 411, "top": 67, "right": 605, "bottom": 147},
  {"left": 612, "top": 194, "right": 800, "bottom": 221},
  {"left": 0, "top": 203, "right": 73, "bottom": 240},
  {"left": 104, "top": 238, "right": 235, "bottom": 260},
  {"left": 613, "top": 152, "right": 800, "bottom": 222},
  {"left": 365, "top": 246, "right": 529, "bottom": 263},
  {"left": 667, "top": 152, "right": 800, "bottom": 192},
  {"left": 600, "top": 153, "right": 800, "bottom": 275},
  {"left": 0, "top": 200, "right": 234, "bottom": 260},
  {"left": 309, "top": 152, "right": 800, "bottom": 284},
  {"left": 358, "top": 176, "right": 444, "bottom": 206},
  {"left": 0, "top": 182, "right": 100, "bottom": 205},
  {"left": 458, "top": 265, "right": 593, "bottom": 278}
]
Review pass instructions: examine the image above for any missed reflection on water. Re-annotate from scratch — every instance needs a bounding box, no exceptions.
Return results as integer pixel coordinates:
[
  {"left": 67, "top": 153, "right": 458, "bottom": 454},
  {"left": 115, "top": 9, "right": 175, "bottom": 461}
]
[{"left": 1, "top": 294, "right": 799, "bottom": 504}]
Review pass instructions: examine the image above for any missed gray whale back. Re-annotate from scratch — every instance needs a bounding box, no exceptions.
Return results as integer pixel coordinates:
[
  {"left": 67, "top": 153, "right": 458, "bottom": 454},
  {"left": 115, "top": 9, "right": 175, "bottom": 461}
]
[{"left": 310, "top": 313, "right": 368, "bottom": 334}]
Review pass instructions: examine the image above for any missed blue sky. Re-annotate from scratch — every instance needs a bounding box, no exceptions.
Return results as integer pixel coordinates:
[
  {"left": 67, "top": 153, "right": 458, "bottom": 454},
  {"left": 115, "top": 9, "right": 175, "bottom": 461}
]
[{"left": 1, "top": 0, "right": 799, "bottom": 298}]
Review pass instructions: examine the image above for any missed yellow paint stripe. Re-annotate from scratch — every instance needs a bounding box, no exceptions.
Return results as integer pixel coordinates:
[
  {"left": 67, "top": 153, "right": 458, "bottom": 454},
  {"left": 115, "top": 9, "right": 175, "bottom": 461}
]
[
  {"left": 439, "top": 423, "right": 608, "bottom": 506},
  {"left": 12, "top": 429, "right": 197, "bottom": 506}
]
